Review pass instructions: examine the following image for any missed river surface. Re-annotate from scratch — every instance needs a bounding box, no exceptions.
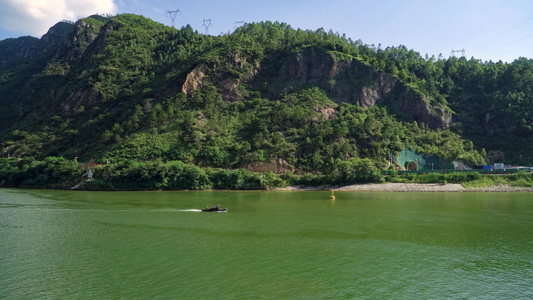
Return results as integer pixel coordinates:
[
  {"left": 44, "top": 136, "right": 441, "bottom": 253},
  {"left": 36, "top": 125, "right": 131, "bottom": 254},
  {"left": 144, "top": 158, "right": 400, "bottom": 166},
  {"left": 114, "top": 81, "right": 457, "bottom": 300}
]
[{"left": 1, "top": 189, "right": 532, "bottom": 299}]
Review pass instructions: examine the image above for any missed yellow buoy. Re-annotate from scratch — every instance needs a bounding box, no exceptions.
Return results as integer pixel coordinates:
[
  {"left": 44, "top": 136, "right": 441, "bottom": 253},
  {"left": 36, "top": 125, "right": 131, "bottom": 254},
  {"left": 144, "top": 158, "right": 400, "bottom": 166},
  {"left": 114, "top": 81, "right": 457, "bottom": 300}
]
[{"left": 329, "top": 189, "right": 335, "bottom": 200}]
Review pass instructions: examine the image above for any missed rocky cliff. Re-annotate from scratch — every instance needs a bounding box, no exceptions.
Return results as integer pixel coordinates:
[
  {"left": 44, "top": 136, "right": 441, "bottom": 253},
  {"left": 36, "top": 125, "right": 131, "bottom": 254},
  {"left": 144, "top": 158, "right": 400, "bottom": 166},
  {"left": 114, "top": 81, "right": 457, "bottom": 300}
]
[
  {"left": 256, "top": 46, "right": 452, "bottom": 129},
  {"left": 0, "top": 21, "right": 77, "bottom": 70},
  {"left": 0, "top": 36, "right": 39, "bottom": 70},
  {"left": 183, "top": 46, "right": 452, "bottom": 129}
]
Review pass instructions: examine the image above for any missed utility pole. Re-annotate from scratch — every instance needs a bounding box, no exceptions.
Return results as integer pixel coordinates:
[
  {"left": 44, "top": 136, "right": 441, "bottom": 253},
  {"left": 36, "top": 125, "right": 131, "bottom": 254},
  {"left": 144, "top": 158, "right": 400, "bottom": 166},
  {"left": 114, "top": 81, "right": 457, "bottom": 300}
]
[
  {"left": 202, "top": 19, "right": 212, "bottom": 35},
  {"left": 451, "top": 48, "right": 466, "bottom": 57},
  {"left": 166, "top": 9, "right": 181, "bottom": 30}
]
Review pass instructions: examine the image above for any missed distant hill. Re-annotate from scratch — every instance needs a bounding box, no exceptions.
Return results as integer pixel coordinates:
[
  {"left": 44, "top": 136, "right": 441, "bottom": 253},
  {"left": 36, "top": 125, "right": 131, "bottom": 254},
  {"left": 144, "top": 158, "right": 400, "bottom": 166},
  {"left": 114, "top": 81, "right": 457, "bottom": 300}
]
[{"left": 1, "top": 14, "right": 532, "bottom": 173}]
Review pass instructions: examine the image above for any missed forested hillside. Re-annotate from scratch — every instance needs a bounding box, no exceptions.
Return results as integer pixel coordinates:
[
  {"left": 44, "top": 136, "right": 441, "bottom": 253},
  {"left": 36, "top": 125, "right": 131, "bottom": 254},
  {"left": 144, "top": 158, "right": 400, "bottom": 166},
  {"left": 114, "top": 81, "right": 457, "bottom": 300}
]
[{"left": 0, "top": 13, "right": 531, "bottom": 176}]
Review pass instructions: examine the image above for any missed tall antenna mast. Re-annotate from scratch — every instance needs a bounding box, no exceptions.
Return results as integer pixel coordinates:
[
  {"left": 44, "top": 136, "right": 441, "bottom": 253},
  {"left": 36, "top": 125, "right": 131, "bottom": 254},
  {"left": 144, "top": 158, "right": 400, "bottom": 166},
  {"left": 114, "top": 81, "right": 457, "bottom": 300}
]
[
  {"left": 202, "top": 19, "right": 212, "bottom": 34},
  {"left": 451, "top": 48, "right": 466, "bottom": 57},
  {"left": 166, "top": 9, "right": 181, "bottom": 29}
]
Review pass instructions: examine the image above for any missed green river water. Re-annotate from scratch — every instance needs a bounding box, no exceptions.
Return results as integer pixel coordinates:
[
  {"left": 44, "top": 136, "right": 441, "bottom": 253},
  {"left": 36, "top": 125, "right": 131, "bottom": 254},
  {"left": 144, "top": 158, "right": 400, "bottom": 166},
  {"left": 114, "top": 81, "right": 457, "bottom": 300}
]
[{"left": 1, "top": 188, "right": 532, "bottom": 299}]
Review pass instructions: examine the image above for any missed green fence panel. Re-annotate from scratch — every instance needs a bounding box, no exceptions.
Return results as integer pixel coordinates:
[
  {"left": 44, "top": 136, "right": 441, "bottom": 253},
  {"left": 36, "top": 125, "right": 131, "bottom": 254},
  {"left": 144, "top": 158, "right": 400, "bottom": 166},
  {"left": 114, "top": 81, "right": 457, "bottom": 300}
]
[{"left": 396, "top": 148, "right": 454, "bottom": 171}]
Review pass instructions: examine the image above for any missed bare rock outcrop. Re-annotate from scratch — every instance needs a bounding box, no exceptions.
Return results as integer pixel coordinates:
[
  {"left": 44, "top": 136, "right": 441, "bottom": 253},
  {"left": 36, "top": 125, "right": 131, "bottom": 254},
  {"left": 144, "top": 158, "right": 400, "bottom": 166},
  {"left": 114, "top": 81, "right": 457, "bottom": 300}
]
[
  {"left": 240, "top": 158, "right": 293, "bottom": 174},
  {"left": 182, "top": 69, "right": 206, "bottom": 95},
  {"left": 179, "top": 46, "right": 452, "bottom": 129},
  {"left": 258, "top": 46, "right": 452, "bottom": 129}
]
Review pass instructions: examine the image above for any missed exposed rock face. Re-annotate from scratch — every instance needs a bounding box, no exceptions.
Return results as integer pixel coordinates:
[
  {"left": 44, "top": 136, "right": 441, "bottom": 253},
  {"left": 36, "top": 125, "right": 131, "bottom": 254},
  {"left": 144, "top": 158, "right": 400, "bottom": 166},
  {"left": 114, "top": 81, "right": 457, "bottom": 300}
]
[
  {"left": 182, "top": 46, "right": 452, "bottom": 129},
  {"left": 37, "top": 22, "right": 75, "bottom": 50},
  {"left": 260, "top": 46, "right": 451, "bottom": 129},
  {"left": 314, "top": 107, "right": 337, "bottom": 120},
  {"left": 182, "top": 52, "right": 261, "bottom": 101},
  {"left": 62, "top": 20, "right": 102, "bottom": 62},
  {"left": 240, "top": 158, "right": 293, "bottom": 174},
  {"left": 0, "top": 18, "right": 101, "bottom": 71},
  {"left": 0, "top": 18, "right": 113, "bottom": 124},
  {"left": 0, "top": 22, "right": 75, "bottom": 70},
  {"left": 182, "top": 69, "right": 205, "bottom": 94}
]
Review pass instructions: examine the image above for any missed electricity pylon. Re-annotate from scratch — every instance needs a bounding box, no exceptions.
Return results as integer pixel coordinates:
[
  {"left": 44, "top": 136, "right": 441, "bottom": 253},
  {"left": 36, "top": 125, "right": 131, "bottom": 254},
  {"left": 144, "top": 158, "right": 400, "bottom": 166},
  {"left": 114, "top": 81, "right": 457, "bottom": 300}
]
[{"left": 202, "top": 19, "right": 212, "bottom": 35}]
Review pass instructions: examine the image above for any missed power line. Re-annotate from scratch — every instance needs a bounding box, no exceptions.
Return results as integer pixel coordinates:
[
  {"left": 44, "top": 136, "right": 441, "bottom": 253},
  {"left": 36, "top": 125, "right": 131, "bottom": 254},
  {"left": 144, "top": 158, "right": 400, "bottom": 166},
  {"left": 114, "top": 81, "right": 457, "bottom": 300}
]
[
  {"left": 486, "top": 32, "right": 533, "bottom": 60},
  {"left": 471, "top": 13, "right": 533, "bottom": 53}
]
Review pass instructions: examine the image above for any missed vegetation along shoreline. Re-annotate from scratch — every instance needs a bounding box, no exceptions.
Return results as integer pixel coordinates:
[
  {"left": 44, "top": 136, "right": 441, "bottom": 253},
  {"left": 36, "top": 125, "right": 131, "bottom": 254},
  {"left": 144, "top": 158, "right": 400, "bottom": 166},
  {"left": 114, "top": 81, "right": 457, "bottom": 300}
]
[{"left": 2, "top": 156, "right": 533, "bottom": 192}]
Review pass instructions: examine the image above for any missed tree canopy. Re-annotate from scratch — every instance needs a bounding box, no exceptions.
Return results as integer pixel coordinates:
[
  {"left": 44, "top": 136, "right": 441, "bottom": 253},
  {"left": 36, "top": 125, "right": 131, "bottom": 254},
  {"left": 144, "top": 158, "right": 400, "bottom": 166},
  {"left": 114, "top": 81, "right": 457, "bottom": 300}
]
[{"left": 2, "top": 14, "right": 532, "bottom": 176}]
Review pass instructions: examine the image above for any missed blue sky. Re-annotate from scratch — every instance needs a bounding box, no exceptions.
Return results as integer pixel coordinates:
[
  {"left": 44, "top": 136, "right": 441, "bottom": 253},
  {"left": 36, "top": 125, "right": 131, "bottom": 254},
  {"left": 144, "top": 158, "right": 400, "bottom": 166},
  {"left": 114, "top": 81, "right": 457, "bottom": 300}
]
[{"left": 1, "top": 0, "right": 532, "bottom": 62}]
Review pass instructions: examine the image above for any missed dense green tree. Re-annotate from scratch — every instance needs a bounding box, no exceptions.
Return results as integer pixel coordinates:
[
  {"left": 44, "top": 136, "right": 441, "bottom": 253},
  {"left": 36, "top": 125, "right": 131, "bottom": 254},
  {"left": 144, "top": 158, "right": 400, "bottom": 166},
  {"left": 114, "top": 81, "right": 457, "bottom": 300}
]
[{"left": 5, "top": 13, "right": 533, "bottom": 181}]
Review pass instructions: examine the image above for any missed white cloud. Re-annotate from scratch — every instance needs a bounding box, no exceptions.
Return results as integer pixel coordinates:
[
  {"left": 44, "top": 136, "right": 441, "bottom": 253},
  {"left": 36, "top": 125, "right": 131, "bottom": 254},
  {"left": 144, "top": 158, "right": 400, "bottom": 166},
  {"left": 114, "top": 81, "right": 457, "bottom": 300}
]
[{"left": 0, "top": 0, "right": 117, "bottom": 37}]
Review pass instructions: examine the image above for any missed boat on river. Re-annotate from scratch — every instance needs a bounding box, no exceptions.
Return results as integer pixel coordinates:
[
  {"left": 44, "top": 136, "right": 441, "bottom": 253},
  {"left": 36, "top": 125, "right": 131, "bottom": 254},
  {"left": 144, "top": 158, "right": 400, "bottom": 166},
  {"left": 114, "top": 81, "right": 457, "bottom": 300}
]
[{"left": 201, "top": 205, "right": 227, "bottom": 212}]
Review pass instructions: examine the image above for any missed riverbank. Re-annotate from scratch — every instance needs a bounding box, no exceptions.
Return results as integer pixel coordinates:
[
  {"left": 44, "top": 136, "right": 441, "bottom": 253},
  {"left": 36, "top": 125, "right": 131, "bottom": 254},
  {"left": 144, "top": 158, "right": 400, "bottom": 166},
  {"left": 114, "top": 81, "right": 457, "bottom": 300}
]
[
  {"left": 3, "top": 182, "right": 533, "bottom": 192},
  {"left": 274, "top": 183, "right": 533, "bottom": 192}
]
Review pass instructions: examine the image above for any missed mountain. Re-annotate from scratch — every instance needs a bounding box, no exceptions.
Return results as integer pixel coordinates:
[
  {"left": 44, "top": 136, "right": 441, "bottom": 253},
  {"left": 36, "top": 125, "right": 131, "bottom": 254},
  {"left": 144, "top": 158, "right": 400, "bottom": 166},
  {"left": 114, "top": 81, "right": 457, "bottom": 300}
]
[{"left": 1, "top": 13, "right": 531, "bottom": 174}]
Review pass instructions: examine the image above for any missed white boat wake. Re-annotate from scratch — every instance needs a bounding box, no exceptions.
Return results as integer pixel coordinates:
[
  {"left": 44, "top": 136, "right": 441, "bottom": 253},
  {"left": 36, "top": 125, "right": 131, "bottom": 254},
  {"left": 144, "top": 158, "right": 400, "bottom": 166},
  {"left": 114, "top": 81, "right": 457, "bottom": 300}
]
[{"left": 177, "top": 209, "right": 203, "bottom": 212}]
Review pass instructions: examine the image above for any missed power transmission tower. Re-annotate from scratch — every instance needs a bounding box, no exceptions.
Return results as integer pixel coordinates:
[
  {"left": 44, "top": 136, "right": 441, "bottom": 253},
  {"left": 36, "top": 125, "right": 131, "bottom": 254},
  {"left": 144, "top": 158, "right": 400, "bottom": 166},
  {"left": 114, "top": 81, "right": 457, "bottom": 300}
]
[
  {"left": 166, "top": 9, "right": 181, "bottom": 29},
  {"left": 235, "top": 21, "right": 244, "bottom": 29},
  {"left": 451, "top": 48, "right": 466, "bottom": 57},
  {"left": 202, "top": 19, "right": 212, "bottom": 34}
]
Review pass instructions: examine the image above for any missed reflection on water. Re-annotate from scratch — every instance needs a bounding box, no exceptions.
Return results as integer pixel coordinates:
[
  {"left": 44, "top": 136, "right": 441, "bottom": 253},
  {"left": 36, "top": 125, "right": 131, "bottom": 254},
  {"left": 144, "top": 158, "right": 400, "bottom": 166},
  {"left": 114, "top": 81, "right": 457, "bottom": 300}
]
[{"left": 1, "top": 189, "right": 533, "bottom": 299}]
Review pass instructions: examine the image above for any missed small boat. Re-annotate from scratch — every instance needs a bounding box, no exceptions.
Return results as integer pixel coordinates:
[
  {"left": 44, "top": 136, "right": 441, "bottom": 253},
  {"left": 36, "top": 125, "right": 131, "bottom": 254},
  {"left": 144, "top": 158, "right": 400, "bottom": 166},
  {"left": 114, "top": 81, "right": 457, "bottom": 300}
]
[{"left": 201, "top": 205, "right": 227, "bottom": 212}]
